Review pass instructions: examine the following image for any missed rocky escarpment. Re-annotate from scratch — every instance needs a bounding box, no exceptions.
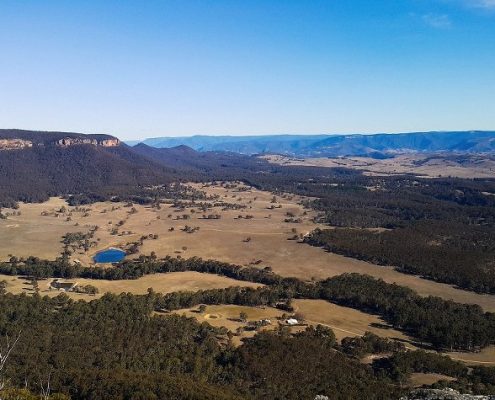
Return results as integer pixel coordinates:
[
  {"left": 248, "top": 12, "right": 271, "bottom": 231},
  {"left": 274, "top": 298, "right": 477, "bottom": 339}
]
[
  {"left": 0, "top": 139, "right": 33, "bottom": 150},
  {"left": 0, "top": 136, "right": 120, "bottom": 150},
  {"left": 401, "top": 388, "right": 495, "bottom": 400},
  {"left": 56, "top": 137, "right": 120, "bottom": 147},
  {"left": 0, "top": 129, "right": 121, "bottom": 150}
]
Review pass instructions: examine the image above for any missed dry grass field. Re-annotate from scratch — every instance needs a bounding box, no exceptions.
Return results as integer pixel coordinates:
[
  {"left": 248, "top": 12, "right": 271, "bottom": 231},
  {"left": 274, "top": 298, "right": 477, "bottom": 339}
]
[
  {"left": 0, "top": 271, "right": 260, "bottom": 301},
  {"left": 293, "top": 299, "right": 495, "bottom": 365},
  {"left": 292, "top": 299, "right": 409, "bottom": 342},
  {"left": 445, "top": 346, "right": 495, "bottom": 366},
  {"left": 1, "top": 182, "right": 494, "bottom": 313},
  {"left": 409, "top": 373, "right": 455, "bottom": 387}
]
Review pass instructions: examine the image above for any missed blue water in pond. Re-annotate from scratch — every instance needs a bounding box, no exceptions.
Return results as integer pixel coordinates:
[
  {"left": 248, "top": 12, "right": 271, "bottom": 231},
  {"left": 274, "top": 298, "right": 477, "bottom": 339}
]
[{"left": 93, "top": 248, "right": 126, "bottom": 263}]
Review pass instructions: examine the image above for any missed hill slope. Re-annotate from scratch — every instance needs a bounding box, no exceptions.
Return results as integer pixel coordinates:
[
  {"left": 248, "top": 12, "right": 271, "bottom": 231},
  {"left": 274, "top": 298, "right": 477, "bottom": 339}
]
[
  {"left": 0, "top": 129, "right": 174, "bottom": 206},
  {"left": 132, "top": 143, "right": 268, "bottom": 175}
]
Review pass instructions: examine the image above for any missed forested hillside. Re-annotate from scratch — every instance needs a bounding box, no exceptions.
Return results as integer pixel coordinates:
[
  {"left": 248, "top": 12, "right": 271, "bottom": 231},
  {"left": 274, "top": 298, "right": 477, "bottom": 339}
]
[
  {"left": 0, "top": 291, "right": 402, "bottom": 400},
  {"left": 0, "top": 130, "right": 175, "bottom": 206}
]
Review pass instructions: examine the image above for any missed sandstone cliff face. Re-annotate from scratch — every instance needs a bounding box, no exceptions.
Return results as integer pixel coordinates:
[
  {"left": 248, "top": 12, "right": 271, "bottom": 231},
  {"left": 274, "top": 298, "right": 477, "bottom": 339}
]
[
  {"left": 56, "top": 137, "right": 98, "bottom": 146},
  {"left": 0, "top": 139, "right": 33, "bottom": 150},
  {"left": 0, "top": 137, "right": 120, "bottom": 150},
  {"left": 56, "top": 137, "right": 120, "bottom": 147},
  {"left": 99, "top": 138, "right": 120, "bottom": 147}
]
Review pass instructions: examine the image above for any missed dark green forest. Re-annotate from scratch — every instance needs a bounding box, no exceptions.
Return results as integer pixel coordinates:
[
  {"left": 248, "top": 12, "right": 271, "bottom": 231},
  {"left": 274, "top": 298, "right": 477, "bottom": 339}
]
[
  {"left": 306, "top": 223, "right": 495, "bottom": 293},
  {"left": 2, "top": 288, "right": 495, "bottom": 399}
]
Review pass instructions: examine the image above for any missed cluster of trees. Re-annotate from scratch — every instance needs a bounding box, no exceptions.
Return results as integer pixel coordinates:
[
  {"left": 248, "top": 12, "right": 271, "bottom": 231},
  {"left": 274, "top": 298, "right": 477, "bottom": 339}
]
[
  {"left": 373, "top": 350, "right": 495, "bottom": 395},
  {"left": 340, "top": 331, "right": 405, "bottom": 358},
  {"left": 318, "top": 274, "right": 495, "bottom": 351},
  {"left": 306, "top": 222, "right": 495, "bottom": 293}
]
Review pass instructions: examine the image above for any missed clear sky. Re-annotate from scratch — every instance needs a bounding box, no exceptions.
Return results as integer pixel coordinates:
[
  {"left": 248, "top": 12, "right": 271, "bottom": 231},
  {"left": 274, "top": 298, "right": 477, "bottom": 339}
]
[{"left": 0, "top": 0, "right": 494, "bottom": 140}]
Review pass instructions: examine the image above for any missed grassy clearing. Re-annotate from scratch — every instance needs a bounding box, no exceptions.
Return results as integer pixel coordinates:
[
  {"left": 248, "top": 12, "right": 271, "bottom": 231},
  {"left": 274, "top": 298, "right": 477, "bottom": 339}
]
[
  {"left": 0, "top": 271, "right": 260, "bottom": 301},
  {"left": 408, "top": 373, "right": 456, "bottom": 387},
  {"left": 172, "top": 304, "right": 286, "bottom": 346},
  {"left": 292, "top": 299, "right": 409, "bottom": 342}
]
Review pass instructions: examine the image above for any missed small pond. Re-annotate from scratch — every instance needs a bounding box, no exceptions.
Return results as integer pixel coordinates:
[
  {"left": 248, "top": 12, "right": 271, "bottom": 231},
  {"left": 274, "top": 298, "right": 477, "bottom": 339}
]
[{"left": 93, "top": 248, "right": 126, "bottom": 263}]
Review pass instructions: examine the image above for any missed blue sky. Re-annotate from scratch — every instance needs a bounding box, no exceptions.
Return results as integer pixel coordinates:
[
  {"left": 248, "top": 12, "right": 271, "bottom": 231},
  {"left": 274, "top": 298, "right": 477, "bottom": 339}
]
[{"left": 0, "top": 0, "right": 494, "bottom": 140}]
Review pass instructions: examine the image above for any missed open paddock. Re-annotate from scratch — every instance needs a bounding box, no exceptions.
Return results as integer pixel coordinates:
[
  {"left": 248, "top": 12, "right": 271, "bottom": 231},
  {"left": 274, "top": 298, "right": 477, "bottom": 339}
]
[
  {"left": 292, "top": 299, "right": 409, "bottom": 342},
  {"left": 0, "top": 271, "right": 260, "bottom": 301},
  {"left": 408, "top": 373, "right": 456, "bottom": 387}
]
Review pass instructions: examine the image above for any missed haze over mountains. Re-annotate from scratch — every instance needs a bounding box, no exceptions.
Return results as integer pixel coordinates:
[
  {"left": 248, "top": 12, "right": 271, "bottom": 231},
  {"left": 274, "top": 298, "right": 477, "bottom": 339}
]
[{"left": 130, "top": 131, "right": 495, "bottom": 158}]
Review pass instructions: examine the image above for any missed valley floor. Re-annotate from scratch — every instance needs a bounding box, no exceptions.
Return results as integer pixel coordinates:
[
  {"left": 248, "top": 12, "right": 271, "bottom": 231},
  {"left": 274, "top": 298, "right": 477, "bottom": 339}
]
[{"left": 1, "top": 183, "right": 493, "bottom": 311}]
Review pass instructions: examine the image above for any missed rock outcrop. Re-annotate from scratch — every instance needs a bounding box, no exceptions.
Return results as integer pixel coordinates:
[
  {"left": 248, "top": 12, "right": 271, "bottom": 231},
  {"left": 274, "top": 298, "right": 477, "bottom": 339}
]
[
  {"left": 99, "top": 138, "right": 120, "bottom": 147},
  {"left": 56, "top": 137, "right": 120, "bottom": 147},
  {"left": 0, "top": 139, "right": 33, "bottom": 150},
  {"left": 0, "top": 135, "right": 120, "bottom": 150}
]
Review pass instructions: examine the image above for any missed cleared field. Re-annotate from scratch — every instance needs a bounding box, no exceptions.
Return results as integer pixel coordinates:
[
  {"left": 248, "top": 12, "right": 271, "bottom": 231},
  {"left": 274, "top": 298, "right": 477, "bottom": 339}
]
[
  {"left": 445, "top": 346, "right": 495, "bottom": 366},
  {"left": 0, "top": 271, "right": 260, "bottom": 301},
  {"left": 172, "top": 304, "right": 286, "bottom": 345},
  {"left": 1, "top": 183, "right": 494, "bottom": 313},
  {"left": 263, "top": 154, "right": 495, "bottom": 179},
  {"left": 0, "top": 197, "right": 82, "bottom": 260},
  {"left": 293, "top": 299, "right": 409, "bottom": 342},
  {"left": 409, "top": 373, "right": 455, "bottom": 387}
]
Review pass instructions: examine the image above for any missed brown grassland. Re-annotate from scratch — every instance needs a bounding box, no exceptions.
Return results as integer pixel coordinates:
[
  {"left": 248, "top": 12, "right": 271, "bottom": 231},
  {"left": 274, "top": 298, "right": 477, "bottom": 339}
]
[
  {"left": 1, "top": 183, "right": 493, "bottom": 312},
  {"left": 0, "top": 271, "right": 260, "bottom": 301}
]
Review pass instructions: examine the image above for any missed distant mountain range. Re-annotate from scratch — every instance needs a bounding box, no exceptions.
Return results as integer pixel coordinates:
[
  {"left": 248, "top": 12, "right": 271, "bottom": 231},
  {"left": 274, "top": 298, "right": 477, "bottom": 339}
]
[{"left": 128, "top": 131, "right": 495, "bottom": 158}]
